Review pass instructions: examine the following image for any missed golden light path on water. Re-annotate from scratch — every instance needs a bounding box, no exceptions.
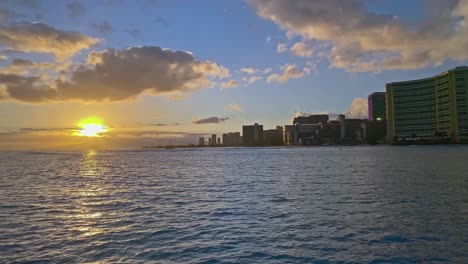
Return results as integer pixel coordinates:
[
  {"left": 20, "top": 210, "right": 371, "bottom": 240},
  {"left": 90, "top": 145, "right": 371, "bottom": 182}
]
[{"left": 61, "top": 150, "right": 126, "bottom": 239}]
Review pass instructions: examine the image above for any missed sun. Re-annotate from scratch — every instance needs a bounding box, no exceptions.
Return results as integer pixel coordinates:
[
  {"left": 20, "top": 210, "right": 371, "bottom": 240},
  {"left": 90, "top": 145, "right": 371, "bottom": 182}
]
[{"left": 75, "top": 117, "right": 108, "bottom": 137}]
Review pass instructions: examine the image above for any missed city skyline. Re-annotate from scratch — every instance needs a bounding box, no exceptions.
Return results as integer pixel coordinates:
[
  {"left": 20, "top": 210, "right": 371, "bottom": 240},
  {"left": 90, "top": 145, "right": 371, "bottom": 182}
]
[{"left": 2, "top": 0, "right": 468, "bottom": 149}]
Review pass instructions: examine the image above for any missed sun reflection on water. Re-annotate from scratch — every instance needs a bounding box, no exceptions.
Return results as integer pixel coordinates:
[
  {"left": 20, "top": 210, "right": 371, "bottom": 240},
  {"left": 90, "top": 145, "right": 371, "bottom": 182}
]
[{"left": 67, "top": 150, "right": 108, "bottom": 238}]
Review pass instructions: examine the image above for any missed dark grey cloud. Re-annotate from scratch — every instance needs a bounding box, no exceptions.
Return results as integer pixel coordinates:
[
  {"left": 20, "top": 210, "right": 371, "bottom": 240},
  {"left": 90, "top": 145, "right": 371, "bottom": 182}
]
[
  {"left": 67, "top": 1, "right": 86, "bottom": 18},
  {"left": 10, "top": 58, "right": 34, "bottom": 67},
  {"left": 148, "top": 123, "right": 180, "bottom": 126},
  {"left": 193, "top": 117, "right": 230, "bottom": 124},
  {"left": 0, "top": 46, "right": 229, "bottom": 103},
  {"left": 90, "top": 20, "right": 113, "bottom": 35}
]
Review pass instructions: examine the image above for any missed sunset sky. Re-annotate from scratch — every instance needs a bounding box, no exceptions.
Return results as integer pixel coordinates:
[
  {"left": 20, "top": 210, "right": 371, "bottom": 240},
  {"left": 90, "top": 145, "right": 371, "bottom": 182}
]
[{"left": 1, "top": 0, "right": 468, "bottom": 150}]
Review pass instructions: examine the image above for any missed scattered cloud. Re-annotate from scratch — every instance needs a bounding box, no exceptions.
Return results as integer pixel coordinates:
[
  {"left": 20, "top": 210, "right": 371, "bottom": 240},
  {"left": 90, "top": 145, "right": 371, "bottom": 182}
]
[
  {"left": 90, "top": 20, "right": 113, "bottom": 35},
  {"left": 220, "top": 79, "right": 238, "bottom": 89},
  {"left": 67, "top": 1, "right": 86, "bottom": 18},
  {"left": 241, "top": 67, "right": 258, "bottom": 74},
  {"left": 345, "top": 97, "right": 368, "bottom": 118},
  {"left": 276, "top": 43, "right": 287, "bottom": 53},
  {"left": 290, "top": 42, "right": 313, "bottom": 57},
  {"left": 242, "top": 75, "right": 262, "bottom": 84},
  {"left": 0, "top": 58, "right": 54, "bottom": 75},
  {"left": 192, "top": 116, "right": 230, "bottom": 124},
  {"left": 0, "top": 46, "right": 230, "bottom": 103},
  {"left": 250, "top": 0, "right": 468, "bottom": 72},
  {"left": 224, "top": 103, "right": 242, "bottom": 112},
  {"left": 267, "top": 64, "right": 310, "bottom": 83},
  {"left": 0, "top": 22, "right": 98, "bottom": 61}
]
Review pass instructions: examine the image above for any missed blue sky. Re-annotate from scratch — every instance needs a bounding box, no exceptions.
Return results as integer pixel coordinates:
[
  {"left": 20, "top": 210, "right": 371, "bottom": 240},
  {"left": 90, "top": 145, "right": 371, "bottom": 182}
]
[{"left": 1, "top": 0, "right": 468, "bottom": 149}]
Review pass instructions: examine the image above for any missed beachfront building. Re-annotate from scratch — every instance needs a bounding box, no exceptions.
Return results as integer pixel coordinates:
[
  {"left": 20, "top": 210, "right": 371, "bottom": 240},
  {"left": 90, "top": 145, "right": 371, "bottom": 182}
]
[
  {"left": 368, "top": 92, "right": 386, "bottom": 121},
  {"left": 242, "top": 123, "right": 263, "bottom": 146},
  {"left": 386, "top": 66, "right": 468, "bottom": 143}
]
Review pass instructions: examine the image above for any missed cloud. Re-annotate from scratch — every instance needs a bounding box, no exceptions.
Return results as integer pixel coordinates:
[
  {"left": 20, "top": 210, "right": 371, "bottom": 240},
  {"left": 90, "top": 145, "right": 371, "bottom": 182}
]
[
  {"left": 0, "top": 46, "right": 230, "bottom": 103},
  {"left": 192, "top": 116, "right": 230, "bottom": 124},
  {"left": 290, "top": 42, "right": 313, "bottom": 57},
  {"left": 345, "top": 97, "right": 368, "bottom": 118},
  {"left": 242, "top": 75, "right": 262, "bottom": 84},
  {"left": 276, "top": 43, "right": 287, "bottom": 53},
  {"left": 250, "top": 0, "right": 468, "bottom": 72},
  {"left": 0, "top": 22, "right": 98, "bottom": 60},
  {"left": 90, "top": 20, "right": 113, "bottom": 35},
  {"left": 267, "top": 64, "right": 310, "bottom": 83},
  {"left": 0, "top": 58, "right": 54, "bottom": 75},
  {"left": 220, "top": 79, "right": 238, "bottom": 89},
  {"left": 146, "top": 123, "right": 179, "bottom": 127},
  {"left": 67, "top": 1, "right": 86, "bottom": 18},
  {"left": 240, "top": 67, "right": 258, "bottom": 74},
  {"left": 224, "top": 103, "right": 242, "bottom": 112}
]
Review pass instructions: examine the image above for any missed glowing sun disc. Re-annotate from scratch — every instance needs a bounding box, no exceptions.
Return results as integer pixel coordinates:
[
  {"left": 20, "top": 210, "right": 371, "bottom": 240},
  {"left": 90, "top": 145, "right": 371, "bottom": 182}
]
[{"left": 76, "top": 118, "right": 108, "bottom": 137}]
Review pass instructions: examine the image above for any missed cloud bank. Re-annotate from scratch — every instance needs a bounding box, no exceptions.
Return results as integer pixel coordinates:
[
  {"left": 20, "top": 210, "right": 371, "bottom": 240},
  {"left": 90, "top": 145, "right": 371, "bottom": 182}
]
[
  {"left": 0, "top": 22, "right": 98, "bottom": 60},
  {"left": 1, "top": 45, "right": 230, "bottom": 103},
  {"left": 250, "top": 0, "right": 468, "bottom": 72}
]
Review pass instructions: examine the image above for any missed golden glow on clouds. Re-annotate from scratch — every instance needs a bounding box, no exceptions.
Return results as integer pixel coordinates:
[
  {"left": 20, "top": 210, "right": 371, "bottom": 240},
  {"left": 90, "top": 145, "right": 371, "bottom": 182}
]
[{"left": 75, "top": 117, "right": 108, "bottom": 137}]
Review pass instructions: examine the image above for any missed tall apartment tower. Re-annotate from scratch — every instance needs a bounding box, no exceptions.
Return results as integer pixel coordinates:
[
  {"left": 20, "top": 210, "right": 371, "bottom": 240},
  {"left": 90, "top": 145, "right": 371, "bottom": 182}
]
[
  {"left": 242, "top": 123, "right": 264, "bottom": 145},
  {"left": 368, "top": 92, "right": 386, "bottom": 121},
  {"left": 386, "top": 66, "right": 468, "bottom": 143}
]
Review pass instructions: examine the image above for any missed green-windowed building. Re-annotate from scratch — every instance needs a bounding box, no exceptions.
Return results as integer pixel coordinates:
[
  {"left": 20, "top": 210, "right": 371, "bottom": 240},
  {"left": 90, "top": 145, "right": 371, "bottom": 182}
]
[{"left": 386, "top": 66, "right": 468, "bottom": 143}]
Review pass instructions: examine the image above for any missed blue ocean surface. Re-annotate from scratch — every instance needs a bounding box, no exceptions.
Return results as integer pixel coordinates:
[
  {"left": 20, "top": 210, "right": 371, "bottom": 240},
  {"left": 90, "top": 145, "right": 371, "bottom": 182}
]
[{"left": 1, "top": 146, "right": 468, "bottom": 263}]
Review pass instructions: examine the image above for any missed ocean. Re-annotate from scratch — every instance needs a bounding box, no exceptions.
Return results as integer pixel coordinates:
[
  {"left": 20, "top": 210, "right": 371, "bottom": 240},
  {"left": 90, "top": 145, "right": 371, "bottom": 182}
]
[{"left": 1, "top": 146, "right": 468, "bottom": 263}]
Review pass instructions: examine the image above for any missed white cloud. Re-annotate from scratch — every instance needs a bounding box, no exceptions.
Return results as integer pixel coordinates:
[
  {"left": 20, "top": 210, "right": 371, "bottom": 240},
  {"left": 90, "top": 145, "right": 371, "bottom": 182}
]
[
  {"left": 250, "top": 0, "right": 468, "bottom": 72},
  {"left": 276, "top": 43, "right": 287, "bottom": 53},
  {"left": 220, "top": 79, "right": 238, "bottom": 89},
  {"left": 240, "top": 67, "right": 258, "bottom": 74},
  {"left": 345, "top": 97, "right": 368, "bottom": 118},
  {"left": 267, "top": 64, "right": 310, "bottom": 83},
  {"left": 290, "top": 42, "right": 313, "bottom": 57}
]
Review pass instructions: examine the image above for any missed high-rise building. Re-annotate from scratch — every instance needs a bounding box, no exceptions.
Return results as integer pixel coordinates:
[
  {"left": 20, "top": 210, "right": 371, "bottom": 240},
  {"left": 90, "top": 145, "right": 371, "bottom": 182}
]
[
  {"left": 222, "top": 132, "right": 241, "bottom": 146},
  {"left": 293, "top": 114, "right": 329, "bottom": 125},
  {"left": 211, "top": 134, "right": 217, "bottom": 146},
  {"left": 198, "top": 137, "right": 205, "bottom": 146},
  {"left": 242, "top": 123, "right": 263, "bottom": 145},
  {"left": 263, "top": 126, "right": 284, "bottom": 145},
  {"left": 386, "top": 66, "right": 468, "bottom": 143},
  {"left": 368, "top": 92, "right": 386, "bottom": 121}
]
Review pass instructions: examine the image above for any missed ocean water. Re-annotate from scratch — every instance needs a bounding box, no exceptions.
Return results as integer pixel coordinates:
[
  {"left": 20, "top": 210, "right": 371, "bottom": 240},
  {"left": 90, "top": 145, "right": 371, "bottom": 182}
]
[{"left": 1, "top": 146, "right": 468, "bottom": 263}]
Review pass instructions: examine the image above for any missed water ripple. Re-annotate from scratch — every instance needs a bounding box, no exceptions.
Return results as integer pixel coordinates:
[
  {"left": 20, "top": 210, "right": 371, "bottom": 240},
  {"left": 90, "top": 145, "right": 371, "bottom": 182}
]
[{"left": 1, "top": 146, "right": 468, "bottom": 263}]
